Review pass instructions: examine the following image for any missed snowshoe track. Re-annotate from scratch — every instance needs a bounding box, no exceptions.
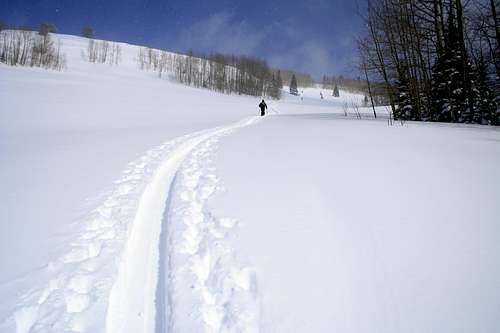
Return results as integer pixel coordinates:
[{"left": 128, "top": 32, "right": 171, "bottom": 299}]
[{"left": 167, "top": 123, "right": 260, "bottom": 333}]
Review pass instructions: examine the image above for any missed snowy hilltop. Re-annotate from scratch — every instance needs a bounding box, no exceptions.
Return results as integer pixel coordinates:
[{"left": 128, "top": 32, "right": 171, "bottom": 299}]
[{"left": 1, "top": 32, "right": 500, "bottom": 333}]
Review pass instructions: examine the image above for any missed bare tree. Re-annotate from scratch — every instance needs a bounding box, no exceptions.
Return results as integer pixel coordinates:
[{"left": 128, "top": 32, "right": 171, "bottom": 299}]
[
  {"left": 83, "top": 39, "right": 121, "bottom": 65},
  {"left": 137, "top": 47, "right": 280, "bottom": 99},
  {"left": 0, "top": 29, "right": 66, "bottom": 70}
]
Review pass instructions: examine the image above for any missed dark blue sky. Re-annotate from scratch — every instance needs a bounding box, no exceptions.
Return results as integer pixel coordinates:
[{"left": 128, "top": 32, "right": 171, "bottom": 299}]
[{"left": 1, "top": 0, "right": 364, "bottom": 78}]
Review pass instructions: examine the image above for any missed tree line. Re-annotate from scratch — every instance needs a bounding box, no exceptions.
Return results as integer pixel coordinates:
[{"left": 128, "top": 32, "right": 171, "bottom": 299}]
[
  {"left": 0, "top": 21, "right": 289, "bottom": 99},
  {"left": 321, "top": 75, "right": 365, "bottom": 92},
  {"left": 83, "top": 39, "right": 121, "bottom": 65},
  {"left": 0, "top": 22, "right": 98, "bottom": 70},
  {"left": 358, "top": 0, "right": 500, "bottom": 125},
  {"left": 0, "top": 25, "right": 66, "bottom": 70},
  {"left": 138, "top": 47, "right": 283, "bottom": 99}
]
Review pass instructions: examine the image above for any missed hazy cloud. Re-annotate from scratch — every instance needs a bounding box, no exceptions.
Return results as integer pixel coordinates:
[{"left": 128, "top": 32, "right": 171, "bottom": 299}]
[
  {"left": 175, "top": 12, "right": 267, "bottom": 55},
  {"left": 171, "top": 11, "right": 357, "bottom": 78},
  {"left": 268, "top": 42, "right": 338, "bottom": 77}
]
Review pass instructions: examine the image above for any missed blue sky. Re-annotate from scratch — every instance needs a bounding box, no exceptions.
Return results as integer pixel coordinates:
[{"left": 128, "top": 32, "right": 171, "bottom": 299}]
[{"left": 1, "top": 0, "right": 364, "bottom": 78}]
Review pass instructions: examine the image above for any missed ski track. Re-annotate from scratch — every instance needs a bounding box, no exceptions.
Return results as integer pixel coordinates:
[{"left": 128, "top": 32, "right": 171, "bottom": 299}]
[{"left": 6, "top": 116, "right": 260, "bottom": 333}]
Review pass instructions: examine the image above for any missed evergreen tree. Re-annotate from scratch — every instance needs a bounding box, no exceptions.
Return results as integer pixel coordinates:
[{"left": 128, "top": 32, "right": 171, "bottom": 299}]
[
  {"left": 39, "top": 22, "right": 57, "bottom": 36},
  {"left": 473, "top": 55, "right": 499, "bottom": 124},
  {"left": 494, "top": 76, "right": 500, "bottom": 125},
  {"left": 395, "top": 76, "right": 413, "bottom": 120},
  {"left": 430, "top": 6, "right": 474, "bottom": 123},
  {"left": 81, "top": 26, "right": 95, "bottom": 39},
  {"left": 419, "top": 86, "right": 432, "bottom": 121},
  {"left": 268, "top": 73, "right": 282, "bottom": 99},
  {"left": 430, "top": 54, "right": 449, "bottom": 121},
  {"left": 290, "top": 74, "right": 298, "bottom": 95},
  {"left": 276, "top": 70, "right": 283, "bottom": 89},
  {"left": 332, "top": 84, "right": 340, "bottom": 97}
]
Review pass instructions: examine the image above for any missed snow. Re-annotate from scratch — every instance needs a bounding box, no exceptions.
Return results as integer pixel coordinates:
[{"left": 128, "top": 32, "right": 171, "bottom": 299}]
[
  {"left": 1, "top": 32, "right": 500, "bottom": 333},
  {"left": 106, "top": 117, "right": 259, "bottom": 333},
  {"left": 0, "top": 33, "right": 256, "bottom": 282},
  {"left": 0, "top": 33, "right": 258, "bottom": 331},
  {"left": 280, "top": 85, "right": 367, "bottom": 112},
  {"left": 212, "top": 116, "right": 500, "bottom": 332}
]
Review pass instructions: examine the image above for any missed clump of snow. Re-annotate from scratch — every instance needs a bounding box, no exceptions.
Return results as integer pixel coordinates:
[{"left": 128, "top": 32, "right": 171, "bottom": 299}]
[{"left": 14, "top": 306, "right": 38, "bottom": 333}]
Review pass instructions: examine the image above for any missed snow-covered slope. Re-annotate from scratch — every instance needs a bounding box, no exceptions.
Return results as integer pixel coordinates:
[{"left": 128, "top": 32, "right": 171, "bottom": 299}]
[
  {"left": 1, "top": 33, "right": 499, "bottom": 333},
  {"left": 212, "top": 115, "right": 500, "bottom": 332},
  {"left": 0, "top": 33, "right": 256, "bottom": 280},
  {"left": 0, "top": 34, "right": 260, "bottom": 331}
]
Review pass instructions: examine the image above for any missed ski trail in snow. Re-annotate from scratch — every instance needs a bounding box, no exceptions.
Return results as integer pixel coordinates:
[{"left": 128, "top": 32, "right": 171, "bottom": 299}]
[
  {"left": 167, "top": 130, "right": 260, "bottom": 333},
  {"left": 7, "top": 116, "right": 259, "bottom": 333},
  {"left": 104, "top": 115, "right": 260, "bottom": 333}
]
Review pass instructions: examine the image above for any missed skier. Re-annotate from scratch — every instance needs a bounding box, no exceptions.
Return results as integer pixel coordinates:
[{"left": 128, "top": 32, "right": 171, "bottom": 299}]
[{"left": 259, "top": 99, "right": 267, "bottom": 116}]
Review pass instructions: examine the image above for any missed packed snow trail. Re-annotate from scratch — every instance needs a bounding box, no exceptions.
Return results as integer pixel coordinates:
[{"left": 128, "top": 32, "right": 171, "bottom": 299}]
[
  {"left": 6, "top": 116, "right": 259, "bottom": 333},
  {"left": 106, "top": 115, "right": 260, "bottom": 333}
]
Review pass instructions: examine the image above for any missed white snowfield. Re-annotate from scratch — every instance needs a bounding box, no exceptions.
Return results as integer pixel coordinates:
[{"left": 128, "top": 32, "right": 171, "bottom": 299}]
[{"left": 1, "top": 34, "right": 500, "bottom": 333}]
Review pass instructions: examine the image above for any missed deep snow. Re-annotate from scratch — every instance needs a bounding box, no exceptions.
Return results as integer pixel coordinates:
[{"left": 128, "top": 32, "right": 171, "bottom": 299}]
[
  {"left": 0, "top": 34, "right": 257, "bottom": 282},
  {"left": 212, "top": 115, "right": 500, "bottom": 332},
  {"left": 1, "top": 33, "right": 500, "bottom": 333}
]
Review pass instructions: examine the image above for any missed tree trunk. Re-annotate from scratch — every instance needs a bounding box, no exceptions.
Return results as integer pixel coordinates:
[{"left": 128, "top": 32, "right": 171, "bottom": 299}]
[{"left": 456, "top": 0, "right": 475, "bottom": 116}]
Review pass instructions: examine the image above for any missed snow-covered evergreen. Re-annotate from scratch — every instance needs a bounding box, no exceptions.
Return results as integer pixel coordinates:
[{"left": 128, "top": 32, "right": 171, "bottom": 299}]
[
  {"left": 332, "top": 84, "right": 340, "bottom": 97},
  {"left": 395, "top": 76, "right": 413, "bottom": 120},
  {"left": 431, "top": 8, "right": 475, "bottom": 123},
  {"left": 473, "top": 56, "right": 499, "bottom": 124},
  {"left": 289, "top": 74, "right": 298, "bottom": 95}
]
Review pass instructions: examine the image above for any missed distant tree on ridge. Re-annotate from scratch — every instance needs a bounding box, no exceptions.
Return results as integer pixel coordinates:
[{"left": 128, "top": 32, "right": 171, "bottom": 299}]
[
  {"left": 81, "top": 26, "right": 95, "bottom": 39},
  {"left": 39, "top": 22, "right": 57, "bottom": 36}
]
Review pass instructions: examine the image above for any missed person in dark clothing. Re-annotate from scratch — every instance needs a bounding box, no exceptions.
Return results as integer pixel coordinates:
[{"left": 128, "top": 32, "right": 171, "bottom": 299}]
[{"left": 259, "top": 99, "right": 267, "bottom": 116}]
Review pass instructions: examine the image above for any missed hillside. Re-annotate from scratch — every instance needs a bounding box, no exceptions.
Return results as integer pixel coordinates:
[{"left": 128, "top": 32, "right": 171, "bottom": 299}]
[{"left": 1, "top": 33, "right": 500, "bottom": 333}]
